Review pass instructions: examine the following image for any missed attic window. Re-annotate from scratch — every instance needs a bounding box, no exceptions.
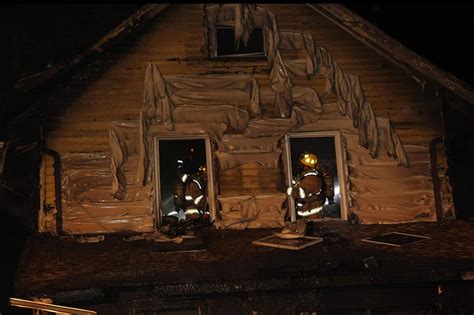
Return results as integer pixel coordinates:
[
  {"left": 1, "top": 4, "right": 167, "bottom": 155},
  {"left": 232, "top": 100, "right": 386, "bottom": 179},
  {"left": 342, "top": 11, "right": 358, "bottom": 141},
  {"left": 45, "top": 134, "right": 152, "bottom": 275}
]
[{"left": 215, "top": 26, "right": 265, "bottom": 58}]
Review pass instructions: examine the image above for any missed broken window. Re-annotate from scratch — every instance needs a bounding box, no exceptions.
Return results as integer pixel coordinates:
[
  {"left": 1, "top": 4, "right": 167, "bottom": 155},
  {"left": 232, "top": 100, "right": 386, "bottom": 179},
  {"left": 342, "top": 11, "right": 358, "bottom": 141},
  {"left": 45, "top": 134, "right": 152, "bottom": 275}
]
[
  {"left": 284, "top": 131, "right": 349, "bottom": 222},
  {"left": 215, "top": 26, "right": 265, "bottom": 58},
  {"left": 153, "top": 136, "right": 216, "bottom": 226}
]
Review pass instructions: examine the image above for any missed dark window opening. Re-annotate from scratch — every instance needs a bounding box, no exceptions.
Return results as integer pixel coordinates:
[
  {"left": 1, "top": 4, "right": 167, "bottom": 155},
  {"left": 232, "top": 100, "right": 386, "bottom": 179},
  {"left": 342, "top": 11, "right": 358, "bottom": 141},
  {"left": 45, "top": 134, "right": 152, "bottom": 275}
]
[
  {"left": 158, "top": 139, "right": 208, "bottom": 221},
  {"left": 289, "top": 136, "right": 342, "bottom": 219},
  {"left": 215, "top": 27, "right": 265, "bottom": 57}
]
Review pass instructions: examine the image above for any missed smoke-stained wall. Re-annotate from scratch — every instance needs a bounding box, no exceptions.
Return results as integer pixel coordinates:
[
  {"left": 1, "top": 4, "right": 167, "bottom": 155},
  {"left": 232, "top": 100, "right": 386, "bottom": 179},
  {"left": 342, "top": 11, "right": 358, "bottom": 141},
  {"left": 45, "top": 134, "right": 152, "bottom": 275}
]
[{"left": 34, "top": 4, "right": 452, "bottom": 234}]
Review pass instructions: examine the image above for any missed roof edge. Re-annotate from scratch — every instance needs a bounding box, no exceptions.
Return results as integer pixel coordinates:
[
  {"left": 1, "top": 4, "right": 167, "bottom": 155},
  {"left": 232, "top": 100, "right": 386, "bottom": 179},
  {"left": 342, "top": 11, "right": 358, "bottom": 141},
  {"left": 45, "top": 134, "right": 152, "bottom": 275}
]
[
  {"left": 15, "top": 4, "right": 170, "bottom": 95},
  {"left": 307, "top": 3, "right": 474, "bottom": 105}
]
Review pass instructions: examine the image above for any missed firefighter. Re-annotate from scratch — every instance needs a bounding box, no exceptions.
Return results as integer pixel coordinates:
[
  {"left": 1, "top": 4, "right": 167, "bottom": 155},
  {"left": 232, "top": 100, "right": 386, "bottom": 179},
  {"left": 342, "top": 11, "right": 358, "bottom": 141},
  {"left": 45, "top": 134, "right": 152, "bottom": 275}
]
[
  {"left": 183, "top": 164, "right": 208, "bottom": 220},
  {"left": 173, "top": 159, "right": 187, "bottom": 214},
  {"left": 173, "top": 146, "right": 199, "bottom": 214},
  {"left": 286, "top": 152, "right": 334, "bottom": 219}
]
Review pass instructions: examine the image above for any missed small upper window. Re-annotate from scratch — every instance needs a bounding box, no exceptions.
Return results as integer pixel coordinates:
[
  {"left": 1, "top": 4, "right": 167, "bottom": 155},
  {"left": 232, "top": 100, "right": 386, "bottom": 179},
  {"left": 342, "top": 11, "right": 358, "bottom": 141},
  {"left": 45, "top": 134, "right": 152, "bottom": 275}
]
[{"left": 215, "top": 26, "right": 265, "bottom": 58}]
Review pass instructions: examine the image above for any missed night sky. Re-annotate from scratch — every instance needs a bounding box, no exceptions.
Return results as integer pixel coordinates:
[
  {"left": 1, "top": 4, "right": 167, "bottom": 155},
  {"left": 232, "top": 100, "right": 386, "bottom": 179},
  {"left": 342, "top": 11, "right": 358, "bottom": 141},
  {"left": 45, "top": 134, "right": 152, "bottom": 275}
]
[
  {"left": 346, "top": 3, "right": 474, "bottom": 86},
  {"left": 0, "top": 4, "right": 141, "bottom": 80},
  {"left": 0, "top": 4, "right": 141, "bottom": 137}
]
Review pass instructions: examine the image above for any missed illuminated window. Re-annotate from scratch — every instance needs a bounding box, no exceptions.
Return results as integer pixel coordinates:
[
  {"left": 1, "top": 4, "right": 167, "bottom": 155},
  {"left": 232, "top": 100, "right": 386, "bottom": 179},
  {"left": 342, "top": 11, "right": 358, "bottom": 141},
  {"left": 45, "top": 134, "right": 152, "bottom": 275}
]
[
  {"left": 284, "top": 131, "right": 349, "bottom": 222},
  {"left": 153, "top": 136, "right": 216, "bottom": 226}
]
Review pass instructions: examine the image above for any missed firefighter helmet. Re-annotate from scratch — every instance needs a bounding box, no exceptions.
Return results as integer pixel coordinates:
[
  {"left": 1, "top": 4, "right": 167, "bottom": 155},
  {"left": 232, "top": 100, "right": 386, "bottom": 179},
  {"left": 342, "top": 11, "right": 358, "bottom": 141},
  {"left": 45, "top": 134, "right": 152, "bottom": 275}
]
[{"left": 299, "top": 152, "right": 318, "bottom": 168}]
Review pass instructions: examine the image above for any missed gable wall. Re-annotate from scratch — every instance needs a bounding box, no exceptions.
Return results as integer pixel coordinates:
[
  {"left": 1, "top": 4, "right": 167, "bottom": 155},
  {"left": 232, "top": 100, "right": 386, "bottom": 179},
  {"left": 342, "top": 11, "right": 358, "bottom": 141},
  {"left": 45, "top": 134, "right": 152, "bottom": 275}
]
[
  {"left": 37, "top": 4, "right": 451, "bottom": 233},
  {"left": 274, "top": 4, "right": 443, "bottom": 141}
]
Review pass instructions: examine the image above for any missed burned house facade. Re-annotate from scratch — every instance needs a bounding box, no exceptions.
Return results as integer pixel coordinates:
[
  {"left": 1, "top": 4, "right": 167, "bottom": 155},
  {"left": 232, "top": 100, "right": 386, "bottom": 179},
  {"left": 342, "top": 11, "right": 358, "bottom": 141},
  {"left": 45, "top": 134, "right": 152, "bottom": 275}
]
[
  {"left": 34, "top": 4, "right": 454, "bottom": 236},
  {"left": 12, "top": 3, "right": 474, "bottom": 314}
]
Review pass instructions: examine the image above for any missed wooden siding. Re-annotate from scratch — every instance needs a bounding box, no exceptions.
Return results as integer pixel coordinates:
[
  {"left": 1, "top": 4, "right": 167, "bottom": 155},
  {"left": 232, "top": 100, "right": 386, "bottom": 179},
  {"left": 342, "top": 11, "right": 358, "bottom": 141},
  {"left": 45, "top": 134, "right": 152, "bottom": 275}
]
[
  {"left": 38, "top": 4, "right": 449, "bottom": 229},
  {"left": 219, "top": 163, "right": 282, "bottom": 196},
  {"left": 43, "top": 4, "right": 442, "bottom": 149}
]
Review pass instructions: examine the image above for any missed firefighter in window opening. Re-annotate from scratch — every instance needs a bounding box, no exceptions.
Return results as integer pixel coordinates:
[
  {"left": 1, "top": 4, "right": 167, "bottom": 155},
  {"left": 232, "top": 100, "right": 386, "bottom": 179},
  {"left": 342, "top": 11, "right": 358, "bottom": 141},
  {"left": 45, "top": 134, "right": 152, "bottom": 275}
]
[
  {"left": 182, "top": 164, "right": 208, "bottom": 220},
  {"left": 173, "top": 146, "right": 199, "bottom": 214},
  {"left": 286, "top": 152, "right": 335, "bottom": 219}
]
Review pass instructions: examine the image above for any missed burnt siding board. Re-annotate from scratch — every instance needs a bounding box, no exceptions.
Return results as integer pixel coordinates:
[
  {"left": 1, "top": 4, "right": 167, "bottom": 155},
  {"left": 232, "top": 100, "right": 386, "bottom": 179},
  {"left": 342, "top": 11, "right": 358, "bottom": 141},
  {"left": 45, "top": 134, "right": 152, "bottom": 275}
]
[{"left": 37, "top": 4, "right": 445, "bottom": 222}]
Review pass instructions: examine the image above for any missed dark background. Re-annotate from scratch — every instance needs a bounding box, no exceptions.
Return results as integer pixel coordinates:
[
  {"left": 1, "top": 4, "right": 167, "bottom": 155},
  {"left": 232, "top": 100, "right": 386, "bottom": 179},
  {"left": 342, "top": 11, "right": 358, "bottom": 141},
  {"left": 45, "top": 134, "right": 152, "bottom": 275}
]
[
  {"left": 0, "top": 4, "right": 142, "bottom": 139},
  {"left": 1, "top": 3, "right": 474, "bottom": 310},
  {"left": 346, "top": 3, "right": 474, "bottom": 87}
]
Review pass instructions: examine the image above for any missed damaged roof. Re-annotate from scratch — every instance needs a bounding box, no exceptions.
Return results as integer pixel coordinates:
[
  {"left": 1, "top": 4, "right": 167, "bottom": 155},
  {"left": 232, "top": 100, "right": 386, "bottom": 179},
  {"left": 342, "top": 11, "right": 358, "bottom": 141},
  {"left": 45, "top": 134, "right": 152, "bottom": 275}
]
[{"left": 15, "top": 221, "right": 474, "bottom": 297}]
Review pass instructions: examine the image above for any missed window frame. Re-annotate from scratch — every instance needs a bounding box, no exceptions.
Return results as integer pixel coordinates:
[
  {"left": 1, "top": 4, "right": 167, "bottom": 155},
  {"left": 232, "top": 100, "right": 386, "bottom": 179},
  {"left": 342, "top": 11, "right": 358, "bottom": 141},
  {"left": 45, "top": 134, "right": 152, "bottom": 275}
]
[
  {"left": 153, "top": 135, "right": 216, "bottom": 227},
  {"left": 212, "top": 25, "right": 267, "bottom": 59},
  {"left": 283, "top": 131, "right": 349, "bottom": 222}
]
